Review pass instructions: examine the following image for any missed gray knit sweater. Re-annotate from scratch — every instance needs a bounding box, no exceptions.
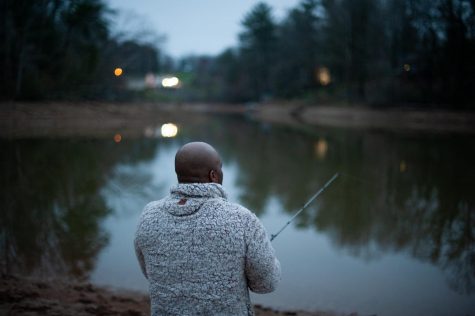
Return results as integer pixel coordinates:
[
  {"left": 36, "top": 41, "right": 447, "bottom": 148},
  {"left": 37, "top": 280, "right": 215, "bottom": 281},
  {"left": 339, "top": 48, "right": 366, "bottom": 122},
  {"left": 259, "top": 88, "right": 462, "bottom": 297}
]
[{"left": 134, "top": 183, "right": 281, "bottom": 316}]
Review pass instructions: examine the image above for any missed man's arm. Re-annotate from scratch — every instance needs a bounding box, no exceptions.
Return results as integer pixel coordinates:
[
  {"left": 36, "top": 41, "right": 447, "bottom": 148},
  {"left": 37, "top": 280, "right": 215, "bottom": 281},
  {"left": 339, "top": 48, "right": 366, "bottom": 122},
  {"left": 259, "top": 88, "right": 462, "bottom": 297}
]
[
  {"left": 244, "top": 214, "right": 281, "bottom": 293},
  {"left": 134, "top": 239, "right": 148, "bottom": 279},
  {"left": 134, "top": 211, "right": 148, "bottom": 279}
]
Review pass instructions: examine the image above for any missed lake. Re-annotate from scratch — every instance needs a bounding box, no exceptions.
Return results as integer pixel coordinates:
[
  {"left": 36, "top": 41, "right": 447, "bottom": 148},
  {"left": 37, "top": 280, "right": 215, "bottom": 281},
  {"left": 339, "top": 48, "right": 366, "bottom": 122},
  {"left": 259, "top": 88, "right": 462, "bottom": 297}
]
[{"left": 1, "top": 112, "right": 474, "bottom": 316}]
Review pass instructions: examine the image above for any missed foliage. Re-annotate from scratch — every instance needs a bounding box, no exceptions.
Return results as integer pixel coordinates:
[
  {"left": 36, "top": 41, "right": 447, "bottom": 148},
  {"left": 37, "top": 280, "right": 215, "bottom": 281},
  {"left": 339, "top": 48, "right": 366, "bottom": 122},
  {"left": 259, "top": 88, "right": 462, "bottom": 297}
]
[
  {"left": 183, "top": 0, "right": 475, "bottom": 108},
  {"left": 238, "top": 2, "right": 277, "bottom": 101},
  {"left": 1, "top": 0, "right": 474, "bottom": 108},
  {"left": 0, "top": 0, "right": 163, "bottom": 100},
  {"left": 273, "top": 0, "right": 322, "bottom": 98}
]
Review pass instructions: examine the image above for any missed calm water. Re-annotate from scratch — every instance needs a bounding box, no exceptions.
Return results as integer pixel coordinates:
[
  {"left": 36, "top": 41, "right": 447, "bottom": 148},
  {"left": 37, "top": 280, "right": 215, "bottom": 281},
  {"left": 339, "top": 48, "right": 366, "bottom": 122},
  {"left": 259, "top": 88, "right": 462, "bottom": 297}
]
[{"left": 1, "top": 114, "right": 474, "bottom": 316}]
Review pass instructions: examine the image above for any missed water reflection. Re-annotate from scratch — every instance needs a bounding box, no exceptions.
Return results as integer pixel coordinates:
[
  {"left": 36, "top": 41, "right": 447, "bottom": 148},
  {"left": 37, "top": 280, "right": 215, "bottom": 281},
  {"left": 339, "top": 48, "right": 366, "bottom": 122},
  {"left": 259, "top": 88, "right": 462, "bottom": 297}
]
[
  {"left": 399, "top": 160, "right": 407, "bottom": 172},
  {"left": 0, "top": 138, "right": 161, "bottom": 279},
  {"left": 1, "top": 115, "right": 474, "bottom": 310},
  {"left": 143, "top": 123, "right": 179, "bottom": 138},
  {"left": 114, "top": 133, "right": 122, "bottom": 143},
  {"left": 314, "top": 137, "right": 328, "bottom": 160},
  {"left": 160, "top": 123, "right": 178, "bottom": 138},
  {"left": 173, "top": 117, "right": 475, "bottom": 295}
]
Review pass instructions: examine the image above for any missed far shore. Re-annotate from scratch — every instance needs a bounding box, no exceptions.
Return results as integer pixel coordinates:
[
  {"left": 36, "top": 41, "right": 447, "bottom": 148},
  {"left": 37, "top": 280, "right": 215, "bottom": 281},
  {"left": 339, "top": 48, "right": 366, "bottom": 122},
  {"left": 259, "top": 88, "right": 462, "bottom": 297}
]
[
  {"left": 1, "top": 101, "right": 474, "bottom": 138},
  {"left": 252, "top": 102, "right": 475, "bottom": 133}
]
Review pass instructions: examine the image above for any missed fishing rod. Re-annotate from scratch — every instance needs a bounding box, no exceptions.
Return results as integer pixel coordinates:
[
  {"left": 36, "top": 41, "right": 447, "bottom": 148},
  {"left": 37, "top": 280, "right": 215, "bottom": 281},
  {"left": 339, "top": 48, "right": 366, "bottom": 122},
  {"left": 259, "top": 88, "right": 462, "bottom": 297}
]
[{"left": 270, "top": 172, "right": 339, "bottom": 242}]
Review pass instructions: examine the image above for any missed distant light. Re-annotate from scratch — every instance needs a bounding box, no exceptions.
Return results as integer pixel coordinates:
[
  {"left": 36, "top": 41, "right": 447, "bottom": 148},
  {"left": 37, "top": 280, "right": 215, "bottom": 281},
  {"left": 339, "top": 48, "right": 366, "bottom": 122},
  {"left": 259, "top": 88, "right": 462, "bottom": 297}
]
[
  {"left": 114, "top": 133, "right": 122, "bottom": 143},
  {"left": 403, "top": 64, "right": 411, "bottom": 72},
  {"left": 161, "top": 76, "right": 180, "bottom": 88},
  {"left": 400, "top": 160, "right": 407, "bottom": 172},
  {"left": 317, "top": 67, "right": 331, "bottom": 86},
  {"left": 314, "top": 138, "right": 328, "bottom": 159},
  {"left": 144, "top": 126, "right": 155, "bottom": 138},
  {"left": 145, "top": 73, "right": 156, "bottom": 88},
  {"left": 161, "top": 123, "right": 178, "bottom": 138},
  {"left": 114, "top": 68, "right": 123, "bottom": 76}
]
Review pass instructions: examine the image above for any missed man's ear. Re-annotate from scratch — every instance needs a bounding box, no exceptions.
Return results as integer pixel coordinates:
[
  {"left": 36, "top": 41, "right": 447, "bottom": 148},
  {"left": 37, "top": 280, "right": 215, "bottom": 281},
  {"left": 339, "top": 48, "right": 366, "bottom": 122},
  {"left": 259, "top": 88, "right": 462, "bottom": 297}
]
[{"left": 209, "top": 170, "right": 218, "bottom": 183}]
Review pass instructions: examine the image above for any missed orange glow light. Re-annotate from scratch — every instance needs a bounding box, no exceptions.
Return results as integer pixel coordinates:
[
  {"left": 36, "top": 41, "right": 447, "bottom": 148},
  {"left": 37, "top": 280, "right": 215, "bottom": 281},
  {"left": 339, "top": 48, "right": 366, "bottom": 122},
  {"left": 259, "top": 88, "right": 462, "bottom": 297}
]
[
  {"left": 114, "top": 68, "right": 123, "bottom": 77},
  {"left": 400, "top": 160, "right": 407, "bottom": 172},
  {"left": 314, "top": 138, "right": 328, "bottom": 160},
  {"left": 114, "top": 133, "right": 122, "bottom": 143},
  {"left": 316, "top": 67, "right": 331, "bottom": 86}
]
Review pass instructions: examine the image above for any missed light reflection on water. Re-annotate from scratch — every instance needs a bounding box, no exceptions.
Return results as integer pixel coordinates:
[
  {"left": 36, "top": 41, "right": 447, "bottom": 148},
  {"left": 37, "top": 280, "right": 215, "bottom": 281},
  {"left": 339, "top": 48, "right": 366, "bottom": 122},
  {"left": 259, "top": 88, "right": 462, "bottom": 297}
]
[{"left": 1, "top": 115, "right": 474, "bottom": 316}]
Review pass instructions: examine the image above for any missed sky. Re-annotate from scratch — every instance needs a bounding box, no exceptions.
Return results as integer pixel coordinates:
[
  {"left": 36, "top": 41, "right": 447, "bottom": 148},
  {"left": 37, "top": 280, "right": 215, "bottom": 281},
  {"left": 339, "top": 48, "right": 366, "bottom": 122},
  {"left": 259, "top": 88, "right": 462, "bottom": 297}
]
[{"left": 106, "top": 0, "right": 301, "bottom": 58}]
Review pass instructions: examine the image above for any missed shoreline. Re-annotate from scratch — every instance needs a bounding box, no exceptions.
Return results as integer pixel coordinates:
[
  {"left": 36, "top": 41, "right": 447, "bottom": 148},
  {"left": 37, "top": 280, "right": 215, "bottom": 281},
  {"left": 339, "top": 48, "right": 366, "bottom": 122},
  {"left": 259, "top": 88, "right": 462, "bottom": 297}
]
[
  {"left": 252, "top": 102, "right": 475, "bottom": 133},
  {"left": 0, "top": 274, "right": 340, "bottom": 316},
  {"left": 1, "top": 102, "right": 474, "bottom": 139}
]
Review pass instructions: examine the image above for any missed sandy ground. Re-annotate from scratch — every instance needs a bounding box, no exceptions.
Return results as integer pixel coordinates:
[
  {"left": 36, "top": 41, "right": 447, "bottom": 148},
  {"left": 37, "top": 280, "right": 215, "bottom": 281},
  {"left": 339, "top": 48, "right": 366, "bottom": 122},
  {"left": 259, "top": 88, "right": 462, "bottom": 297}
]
[
  {"left": 0, "top": 102, "right": 245, "bottom": 138},
  {"left": 0, "top": 275, "right": 341, "bottom": 316},
  {"left": 252, "top": 102, "right": 475, "bottom": 133},
  {"left": 1, "top": 101, "right": 474, "bottom": 139}
]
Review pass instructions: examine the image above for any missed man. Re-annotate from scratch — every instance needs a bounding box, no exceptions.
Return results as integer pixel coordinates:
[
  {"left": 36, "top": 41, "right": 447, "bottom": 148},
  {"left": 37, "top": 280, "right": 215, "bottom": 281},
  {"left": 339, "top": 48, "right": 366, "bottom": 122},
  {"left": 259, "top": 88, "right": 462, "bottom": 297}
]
[{"left": 134, "top": 141, "right": 281, "bottom": 316}]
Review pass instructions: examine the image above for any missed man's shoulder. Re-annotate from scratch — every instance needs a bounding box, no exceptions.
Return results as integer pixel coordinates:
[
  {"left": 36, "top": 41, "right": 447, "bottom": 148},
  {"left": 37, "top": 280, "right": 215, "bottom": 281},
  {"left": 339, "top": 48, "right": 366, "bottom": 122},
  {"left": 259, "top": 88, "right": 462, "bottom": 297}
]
[
  {"left": 139, "top": 197, "right": 169, "bottom": 219},
  {"left": 143, "top": 199, "right": 163, "bottom": 211},
  {"left": 226, "top": 201, "right": 251, "bottom": 213},
  {"left": 220, "top": 200, "right": 259, "bottom": 222}
]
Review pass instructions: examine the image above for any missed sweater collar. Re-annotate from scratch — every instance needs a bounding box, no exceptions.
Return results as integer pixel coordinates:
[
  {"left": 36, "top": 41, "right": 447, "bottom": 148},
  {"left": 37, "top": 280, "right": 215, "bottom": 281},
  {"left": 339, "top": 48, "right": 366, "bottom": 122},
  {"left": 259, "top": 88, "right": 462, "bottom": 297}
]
[{"left": 170, "top": 183, "right": 228, "bottom": 200}]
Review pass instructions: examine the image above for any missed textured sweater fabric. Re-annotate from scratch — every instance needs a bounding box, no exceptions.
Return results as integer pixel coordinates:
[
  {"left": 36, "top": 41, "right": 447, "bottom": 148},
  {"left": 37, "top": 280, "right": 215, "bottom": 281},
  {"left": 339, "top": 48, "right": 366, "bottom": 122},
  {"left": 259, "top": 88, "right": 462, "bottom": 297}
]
[{"left": 134, "top": 183, "right": 281, "bottom": 316}]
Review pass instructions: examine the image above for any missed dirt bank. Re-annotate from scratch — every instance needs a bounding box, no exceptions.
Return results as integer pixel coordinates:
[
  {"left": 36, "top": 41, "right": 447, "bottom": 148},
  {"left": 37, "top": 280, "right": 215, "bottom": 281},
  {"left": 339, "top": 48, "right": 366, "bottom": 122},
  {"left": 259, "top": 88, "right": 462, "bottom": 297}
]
[
  {"left": 0, "top": 275, "right": 340, "bottom": 316},
  {"left": 1, "top": 102, "right": 474, "bottom": 139},
  {"left": 253, "top": 103, "right": 475, "bottom": 133},
  {"left": 0, "top": 102, "right": 245, "bottom": 139}
]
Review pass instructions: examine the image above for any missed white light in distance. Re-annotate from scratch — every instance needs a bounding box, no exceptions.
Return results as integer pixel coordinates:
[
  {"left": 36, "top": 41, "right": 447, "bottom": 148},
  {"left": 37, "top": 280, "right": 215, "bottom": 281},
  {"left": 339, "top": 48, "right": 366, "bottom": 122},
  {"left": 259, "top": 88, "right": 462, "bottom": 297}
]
[
  {"left": 161, "top": 77, "right": 180, "bottom": 88},
  {"left": 161, "top": 123, "right": 178, "bottom": 138}
]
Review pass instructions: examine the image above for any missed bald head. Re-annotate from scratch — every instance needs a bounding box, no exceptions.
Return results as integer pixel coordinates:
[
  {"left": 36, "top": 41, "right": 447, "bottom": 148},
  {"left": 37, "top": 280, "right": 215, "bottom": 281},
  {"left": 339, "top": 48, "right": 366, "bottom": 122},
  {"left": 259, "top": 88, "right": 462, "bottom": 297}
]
[{"left": 175, "top": 142, "right": 223, "bottom": 184}]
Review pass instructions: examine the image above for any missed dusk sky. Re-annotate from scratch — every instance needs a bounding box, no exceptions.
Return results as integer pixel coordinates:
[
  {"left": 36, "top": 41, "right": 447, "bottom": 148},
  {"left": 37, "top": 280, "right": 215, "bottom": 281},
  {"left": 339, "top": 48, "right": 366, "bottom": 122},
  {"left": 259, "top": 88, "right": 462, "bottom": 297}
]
[{"left": 106, "top": 0, "right": 301, "bottom": 58}]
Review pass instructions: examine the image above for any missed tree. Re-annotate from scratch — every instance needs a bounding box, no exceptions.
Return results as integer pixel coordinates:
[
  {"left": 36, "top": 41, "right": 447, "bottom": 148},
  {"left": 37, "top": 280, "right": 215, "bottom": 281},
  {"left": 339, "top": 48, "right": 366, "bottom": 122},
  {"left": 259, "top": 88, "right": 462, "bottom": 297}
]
[
  {"left": 238, "top": 2, "right": 277, "bottom": 101},
  {"left": 324, "top": 0, "right": 387, "bottom": 102},
  {"left": 438, "top": 0, "right": 475, "bottom": 106},
  {"left": 0, "top": 0, "right": 110, "bottom": 100},
  {"left": 214, "top": 48, "right": 245, "bottom": 102},
  {"left": 273, "top": 0, "right": 323, "bottom": 98},
  {"left": 383, "top": 0, "right": 475, "bottom": 108}
]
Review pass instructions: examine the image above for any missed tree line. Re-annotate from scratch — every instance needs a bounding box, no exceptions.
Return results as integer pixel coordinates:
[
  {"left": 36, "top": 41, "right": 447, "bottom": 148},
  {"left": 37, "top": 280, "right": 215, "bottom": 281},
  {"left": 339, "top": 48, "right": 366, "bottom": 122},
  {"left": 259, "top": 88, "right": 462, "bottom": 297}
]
[
  {"left": 181, "top": 0, "right": 475, "bottom": 108},
  {"left": 1, "top": 0, "right": 474, "bottom": 108},
  {"left": 0, "top": 0, "right": 164, "bottom": 100}
]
